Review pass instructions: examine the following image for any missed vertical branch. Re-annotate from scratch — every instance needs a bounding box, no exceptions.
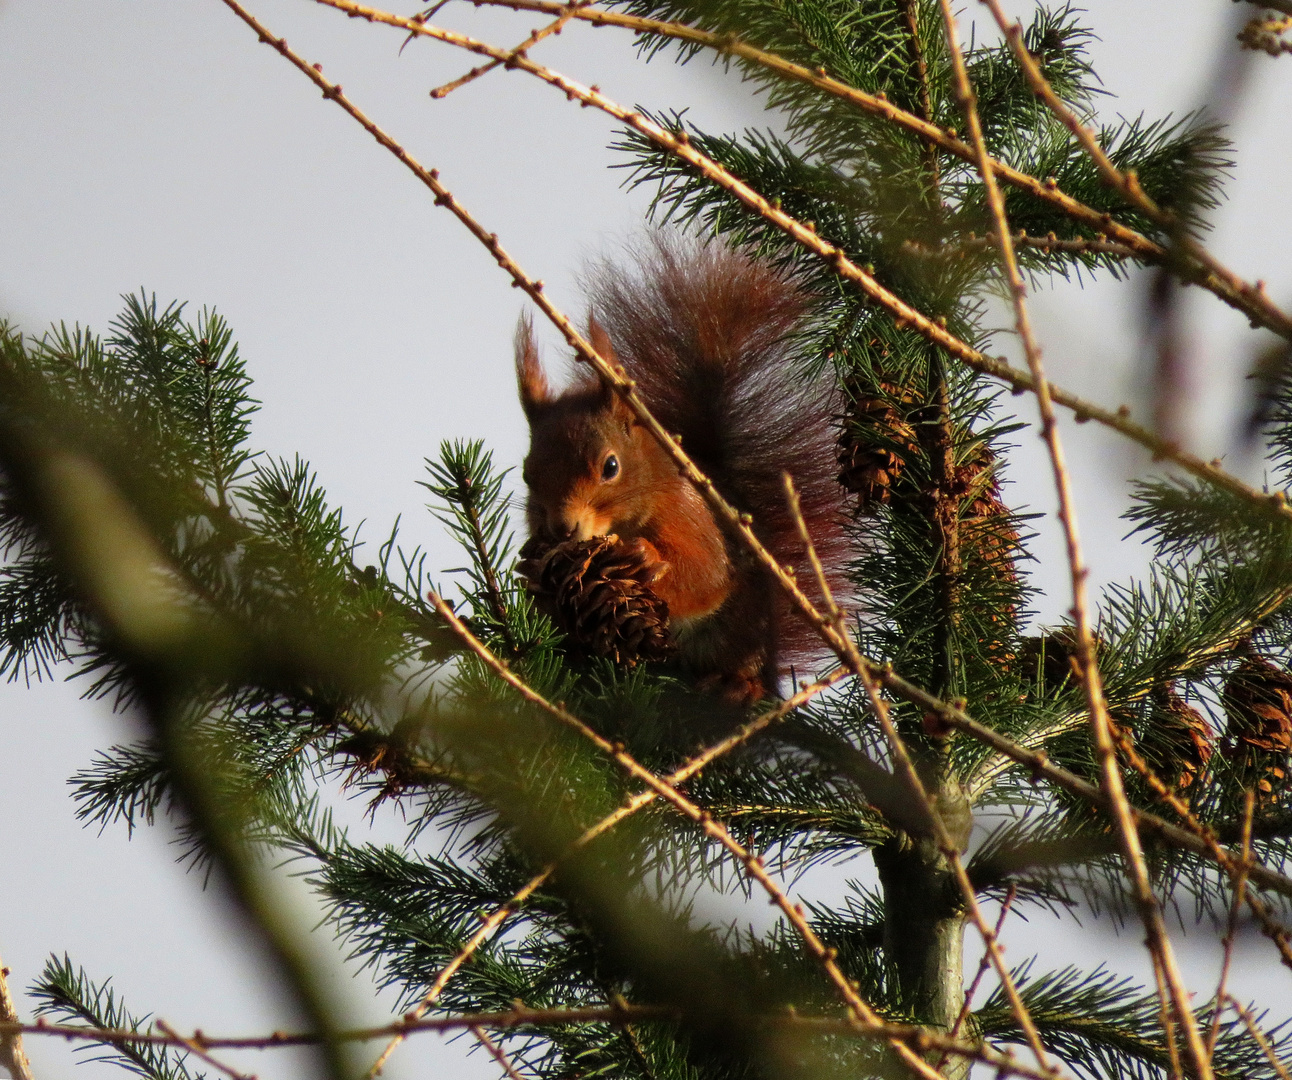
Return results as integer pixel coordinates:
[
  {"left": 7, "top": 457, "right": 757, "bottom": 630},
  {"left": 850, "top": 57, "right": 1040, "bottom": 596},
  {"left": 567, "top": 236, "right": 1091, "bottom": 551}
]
[
  {"left": 1228, "top": 997, "right": 1292, "bottom": 1080},
  {"left": 0, "top": 954, "right": 35, "bottom": 1080},
  {"left": 898, "top": 0, "right": 942, "bottom": 197},
  {"left": 1150, "top": 956, "right": 1185, "bottom": 1080},
  {"left": 939, "top": 3, "right": 1212, "bottom": 1077},
  {"left": 470, "top": 1026, "right": 529, "bottom": 1080},
  {"left": 1207, "top": 791, "right": 1256, "bottom": 1058},
  {"left": 941, "top": 884, "right": 1015, "bottom": 1057}
]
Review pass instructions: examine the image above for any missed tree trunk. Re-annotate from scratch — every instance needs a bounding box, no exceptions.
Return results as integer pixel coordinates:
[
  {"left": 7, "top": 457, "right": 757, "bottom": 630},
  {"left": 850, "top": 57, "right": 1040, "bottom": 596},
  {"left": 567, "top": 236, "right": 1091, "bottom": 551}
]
[{"left": 873, "top": 774, "right": 971, "bottom": 1080}]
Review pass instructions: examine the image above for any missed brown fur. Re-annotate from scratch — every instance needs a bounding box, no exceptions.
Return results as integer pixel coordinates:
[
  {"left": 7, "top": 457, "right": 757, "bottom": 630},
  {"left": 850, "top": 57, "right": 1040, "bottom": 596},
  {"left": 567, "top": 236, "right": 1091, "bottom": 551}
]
[{"left": 517, "top": 236, "right": 849, "bottom": 699}]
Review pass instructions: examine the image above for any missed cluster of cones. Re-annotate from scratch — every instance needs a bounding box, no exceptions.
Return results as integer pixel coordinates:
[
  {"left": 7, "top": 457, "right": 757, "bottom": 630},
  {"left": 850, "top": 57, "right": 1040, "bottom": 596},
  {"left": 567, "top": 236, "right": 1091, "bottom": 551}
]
[
  {"left": 516, "top": 533, "right": 673, "bottom": 666},
  {"left": 836, "top": 366, "right": 1022, "bottom": 665},
  {"left": 1022, "top": 629, "right": 1292, "bottom": 798}
]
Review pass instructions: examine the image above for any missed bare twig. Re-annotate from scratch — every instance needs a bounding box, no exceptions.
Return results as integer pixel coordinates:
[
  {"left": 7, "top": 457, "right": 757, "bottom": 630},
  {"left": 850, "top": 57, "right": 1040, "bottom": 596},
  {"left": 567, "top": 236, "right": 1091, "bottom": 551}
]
[
  {"left": 155, "top": 1020, "right": 257, "bottom": 1080},
  {"left": 902, "top": 232, "right": 1139, "bottom": 261},
  {"left": 430, "top": 3, "right": 587, "bottom": 98},
  {"left": 1109, "top": 725, "right": 1292, "bottom": 972},
  {"left": 0, "top": 956, "right": 34, "bottom": 1080},
  {"left": 1149, "top": 955, "right": 1185, "bottom": 1080},
  {"left": 944, "top": 884, "right": 1016, "bottom": 1053},
  {"left": 1227, "top": 996, "right": 1292, "bottom": 1080},
  {"left": 1208, "top": 791, "right": 1256, "bottom": 1059},
  {"left": 470, "top": 1025, "right": 529, "bottom": 1080},
  {"left": 1, "top": 1008, "right": 1074, "bottom": 1080},
  {"left": 346, "top": 0, "right": 1292, "bottom": 344}
]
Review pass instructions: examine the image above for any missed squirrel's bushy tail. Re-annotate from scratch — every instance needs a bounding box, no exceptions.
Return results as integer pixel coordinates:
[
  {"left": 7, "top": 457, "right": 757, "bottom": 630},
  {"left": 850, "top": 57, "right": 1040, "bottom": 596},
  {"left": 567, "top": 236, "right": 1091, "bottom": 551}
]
[{"left": 586, "top": 234, "right": 850, "bottom": 675}]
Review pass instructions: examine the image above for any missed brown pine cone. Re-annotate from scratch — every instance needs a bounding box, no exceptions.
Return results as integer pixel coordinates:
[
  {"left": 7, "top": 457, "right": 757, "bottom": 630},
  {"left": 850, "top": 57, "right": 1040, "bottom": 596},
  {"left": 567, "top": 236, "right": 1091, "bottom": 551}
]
[
  {"left": 1018, "top": 628, "right": 1084, "bottom": 693},
  {"left": 1143, "top": 688, "right": 1214, "bottom": 790},
  {"left": 1222, "top": 656, "right": 1292, "bottom": 797},
  {"left": 517, "top": 533, "right": 673, "bottom": 666},
  {"left": 956, "top": 444, "right": 1021, "bottom": 586},
  {"left": 836, "top": 381, "right": 918, "bottom": 512},
  {"left": 1223, "top": 657, "right": 1292, "bottom": 752}
]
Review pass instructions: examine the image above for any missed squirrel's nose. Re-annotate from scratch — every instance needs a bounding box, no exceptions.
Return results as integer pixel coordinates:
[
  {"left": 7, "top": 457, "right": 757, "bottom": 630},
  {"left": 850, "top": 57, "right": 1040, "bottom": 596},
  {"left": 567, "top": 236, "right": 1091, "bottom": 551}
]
[{"left": 553, "top": 506, "right": 600, "bottom": 542}]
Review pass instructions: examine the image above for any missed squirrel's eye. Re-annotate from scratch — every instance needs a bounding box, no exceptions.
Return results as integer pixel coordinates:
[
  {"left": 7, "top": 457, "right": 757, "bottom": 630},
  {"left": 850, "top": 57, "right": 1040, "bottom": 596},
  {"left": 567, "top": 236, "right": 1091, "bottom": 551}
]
[{"left": 601, "top": 454, "right": 620, "bottom": 481}]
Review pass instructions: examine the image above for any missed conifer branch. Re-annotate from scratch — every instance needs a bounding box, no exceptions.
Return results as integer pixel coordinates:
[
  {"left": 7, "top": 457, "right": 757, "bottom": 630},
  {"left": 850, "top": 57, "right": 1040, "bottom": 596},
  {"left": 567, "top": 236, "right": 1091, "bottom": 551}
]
[
  {"left": 217, "top": 0, "right": 1292, "bottom": 1014},
  {"left": 326, "top": 0, "right": 1292, "bottom": 346},
  {"left": 303, "top": 0, "right": 1292, "bottom": 533},
  {"left": 979, "top": 0, "right": 1290, "bottom": 350},
  {"left": 423, "top": 589, "right": 954, "bottom": 1080},
  {"left": 943, "top": 2, "right": 1210, "bottom": 1076},
  {"left": 360, "top": 665, "right": 846, "bottom": 1077}
]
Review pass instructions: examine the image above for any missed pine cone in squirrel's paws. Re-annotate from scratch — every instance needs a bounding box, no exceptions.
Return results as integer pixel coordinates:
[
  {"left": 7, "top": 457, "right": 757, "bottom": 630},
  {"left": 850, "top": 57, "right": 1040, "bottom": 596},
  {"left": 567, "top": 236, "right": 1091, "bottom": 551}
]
[{"left": 517, "top": 534, "right": 673, "bottom": 666}]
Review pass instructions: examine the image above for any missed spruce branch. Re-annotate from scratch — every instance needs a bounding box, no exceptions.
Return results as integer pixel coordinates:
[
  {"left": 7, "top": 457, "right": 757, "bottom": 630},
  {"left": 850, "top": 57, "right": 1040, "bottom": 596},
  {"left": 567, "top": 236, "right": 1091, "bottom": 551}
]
[
  {"left": 360, "top": 664, "right": 847, "bottom": 1077},
  {"left": 201, "top": 3, "right": 1292, "bottom": 930},
  {"left": 423, "top": 588, "right": 960, "bottom": 1080},
  {"left": 28, "top": 956, "right": 202, "bottom": 1080},
  {"left": 351, "top": 0, "right": 1292, "bottom": 344},
  {"left": 302, "top": 0, "right": 1292, "bottom": 533}
]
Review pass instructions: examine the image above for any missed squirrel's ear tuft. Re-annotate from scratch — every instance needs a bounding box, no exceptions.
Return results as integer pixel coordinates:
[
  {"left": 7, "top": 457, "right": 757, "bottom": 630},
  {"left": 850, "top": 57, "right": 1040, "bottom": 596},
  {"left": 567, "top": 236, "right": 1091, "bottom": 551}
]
[
  {"left": 587, "top": 315, "right": 618, "bottom": 371},
  {"left": 587, "top": 316, "right": 626, "bottom": 416},
  {"left": 515, "top": 314, "right": 550, "bottom": 416}
]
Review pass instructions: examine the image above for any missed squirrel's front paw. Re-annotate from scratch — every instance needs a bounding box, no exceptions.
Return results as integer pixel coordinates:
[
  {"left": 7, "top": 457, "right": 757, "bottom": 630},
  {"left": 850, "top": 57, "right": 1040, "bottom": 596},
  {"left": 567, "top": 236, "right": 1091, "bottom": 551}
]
[{"left": 621, "top": 536, "right": 671, "bottom": 584}]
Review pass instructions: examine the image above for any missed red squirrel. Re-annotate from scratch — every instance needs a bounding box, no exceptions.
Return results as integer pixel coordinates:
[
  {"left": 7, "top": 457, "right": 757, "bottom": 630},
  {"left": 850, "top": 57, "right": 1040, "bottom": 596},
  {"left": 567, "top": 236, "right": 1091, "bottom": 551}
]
[{"left": 515, "top": 237, "right": 849, "bottom": 702}]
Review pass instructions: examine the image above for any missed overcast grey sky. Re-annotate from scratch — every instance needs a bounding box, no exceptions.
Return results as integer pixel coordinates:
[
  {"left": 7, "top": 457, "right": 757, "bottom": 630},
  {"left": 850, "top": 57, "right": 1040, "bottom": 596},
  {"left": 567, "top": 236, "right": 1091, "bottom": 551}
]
[{"left": 3, "top": 2, "right": 1292, "bottom": 1079}]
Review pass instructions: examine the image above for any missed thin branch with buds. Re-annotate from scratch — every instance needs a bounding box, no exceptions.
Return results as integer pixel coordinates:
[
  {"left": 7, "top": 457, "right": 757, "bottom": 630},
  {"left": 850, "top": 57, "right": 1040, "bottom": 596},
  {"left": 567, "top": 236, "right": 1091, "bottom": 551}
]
[
  {"left": 311, "top": 0, "right": 1292, "bottom": 532},
  {"left": 0, "top": 1006, "right": 1085, "bottom": 1080},
  {"left": 1227, "top": 996, "right": 1292, "bottom": 1080},
  {"left": 941, "top": 883, "right": 1016, "bottom": 1065},
  {"left": 155, "top": 1020, "right": 256, "bottom": 1080},
  {"left": 1208, "top": 791, "right": 1257, "bottom": 1059},
  {"left": 470, "top": 1025, "right": 530, "bottom": 1080}
]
